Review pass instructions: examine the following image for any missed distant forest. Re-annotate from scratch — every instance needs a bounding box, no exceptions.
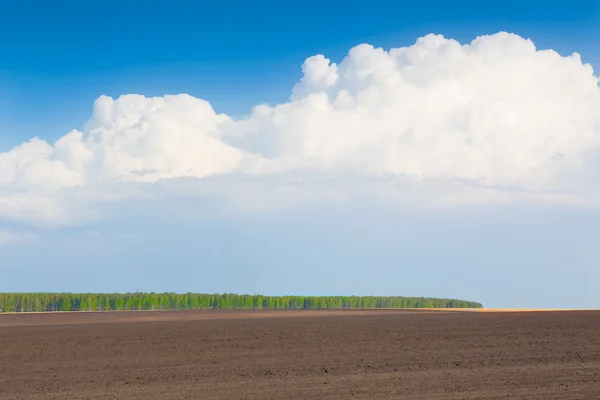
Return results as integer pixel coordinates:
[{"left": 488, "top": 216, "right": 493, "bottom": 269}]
[{"left": 0, "top": 293, "right": 483, "bottom": 313}]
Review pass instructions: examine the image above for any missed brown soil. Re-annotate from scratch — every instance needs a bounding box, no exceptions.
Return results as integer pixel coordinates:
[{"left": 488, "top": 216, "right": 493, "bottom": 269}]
[{"left": 1, "top": 309, "right": 599, "bottom": 399}]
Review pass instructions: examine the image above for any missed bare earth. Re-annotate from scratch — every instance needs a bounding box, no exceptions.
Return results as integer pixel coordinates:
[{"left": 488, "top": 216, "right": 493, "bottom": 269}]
[{"left": 0, "top": 310, "right": 599, "bottom": 399}]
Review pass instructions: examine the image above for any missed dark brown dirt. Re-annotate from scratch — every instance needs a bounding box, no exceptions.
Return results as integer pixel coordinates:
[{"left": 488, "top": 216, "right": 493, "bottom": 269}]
[{"left": 0, "top": 310, "right": 599, "bottom": 399}]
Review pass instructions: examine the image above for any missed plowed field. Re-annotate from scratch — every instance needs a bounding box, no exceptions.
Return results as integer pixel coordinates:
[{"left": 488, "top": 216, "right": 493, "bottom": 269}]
[{"left": 1, "top": 310, "right": 599, "bottom": 399}]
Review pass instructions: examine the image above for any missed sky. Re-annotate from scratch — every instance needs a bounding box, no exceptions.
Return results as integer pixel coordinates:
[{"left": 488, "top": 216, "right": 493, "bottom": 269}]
[{"left": 1, "top": 0, "right": 600, "bottom": 308}]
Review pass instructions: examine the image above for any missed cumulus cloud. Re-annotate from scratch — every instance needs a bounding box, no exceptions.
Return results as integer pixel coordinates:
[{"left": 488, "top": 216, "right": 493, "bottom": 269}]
[{"left": 1, "top": 32, "right": 599, "bottom": 224}]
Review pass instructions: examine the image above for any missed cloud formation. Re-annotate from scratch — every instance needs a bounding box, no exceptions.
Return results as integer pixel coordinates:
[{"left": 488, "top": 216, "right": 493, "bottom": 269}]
[{"left": 1, "top": 32, "right": 599, "bottom": 224}]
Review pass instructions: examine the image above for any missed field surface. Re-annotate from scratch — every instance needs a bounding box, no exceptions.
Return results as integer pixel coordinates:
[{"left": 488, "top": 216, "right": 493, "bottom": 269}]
[{"left": 1, "top": 309, "right": 599, "bottom": 399}]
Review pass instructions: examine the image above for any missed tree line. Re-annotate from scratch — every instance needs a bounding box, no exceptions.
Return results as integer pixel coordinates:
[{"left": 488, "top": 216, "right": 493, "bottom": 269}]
[{"left": 0, "top": 293, "right": 483, "bottom": 313}]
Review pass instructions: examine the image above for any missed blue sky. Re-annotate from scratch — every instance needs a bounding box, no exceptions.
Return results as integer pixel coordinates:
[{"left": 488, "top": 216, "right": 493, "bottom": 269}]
[
  {"left": 2, "top": 0, "right": 599, "bottom": 145},
  {"left": 1, "top": 0, "right": 600, "bottom": 307}
]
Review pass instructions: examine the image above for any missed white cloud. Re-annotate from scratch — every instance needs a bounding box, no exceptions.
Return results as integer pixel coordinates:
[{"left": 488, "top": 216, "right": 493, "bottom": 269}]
[{"left": 1, "top": 32, "right": 599, "bottom": 224}]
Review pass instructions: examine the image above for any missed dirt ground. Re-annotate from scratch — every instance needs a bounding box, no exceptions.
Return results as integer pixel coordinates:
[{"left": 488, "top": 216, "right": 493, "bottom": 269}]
[{"left": 0, "top": 310, "right": 599, "bottom": 399}]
